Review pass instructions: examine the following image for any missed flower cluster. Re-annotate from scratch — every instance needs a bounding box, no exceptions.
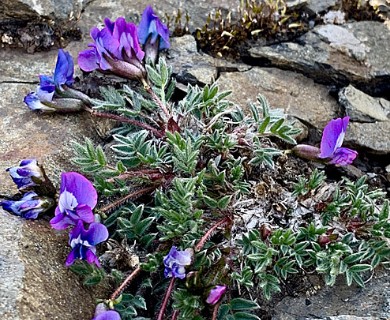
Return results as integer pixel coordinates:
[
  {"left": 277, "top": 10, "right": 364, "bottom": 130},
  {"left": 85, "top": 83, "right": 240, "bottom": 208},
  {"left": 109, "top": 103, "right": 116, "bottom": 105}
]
[
  {"left": 51, "top": 172, "right": 108, "bottom": 267},
  {"left": 24, "top": 50, "right": 90, "bottom": 113},
  {"left": 0, "top": 159, "right": 55, "bottom": 219},
  {"left": 163, "top": 246, "right": 192, "bottom": 279},
  {"left": 78, "top": 6, "right": 169, "bottom": 80},
  {"left": 293, "top": 116, "right": 358, "bottom": 166}
]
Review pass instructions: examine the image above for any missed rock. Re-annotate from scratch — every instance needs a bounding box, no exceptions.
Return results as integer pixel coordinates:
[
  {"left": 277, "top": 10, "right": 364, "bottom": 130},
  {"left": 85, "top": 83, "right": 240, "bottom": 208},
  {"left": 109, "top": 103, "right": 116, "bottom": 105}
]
[
  {"left": 0, "top": 0, "right": 82, "bottom": 51},
  {"left": 286, "top": 0, "right": 308, "bottom": 10},
  {"left": 248, "top": 21, "right": 390, "bottom": 98},
  {"left": 273, "top": 269, "right": 390, "bottom": 319},
  {"left": 0, "top": 47, "right": 105, "bottom": 319},
  {"left": 307, "top": 0, "right": 338, "bottom": 13},
  {"left": 0, "top": 209, "right": 108, "bottom": 320},
  {"left": 216, "top": 67, "right": 338, "bottom": 129},
  {"left": 168, "top": 35, "right": 218, "bottom": 85},
  {"left": 339, "top": 85, "right": 390, "bottom": 122},
  {"left": 346, "top": 121, "right": 390, "bottom": 154}
]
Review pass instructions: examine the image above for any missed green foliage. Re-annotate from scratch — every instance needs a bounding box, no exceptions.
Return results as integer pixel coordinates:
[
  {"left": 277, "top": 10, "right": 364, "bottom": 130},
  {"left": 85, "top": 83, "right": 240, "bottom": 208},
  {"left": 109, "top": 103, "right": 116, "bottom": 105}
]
[
  {"left": 115, "top": 293, "right": 148, "bottom": 320},
  {"left": 69, "top": 261, "right": 106, "bottom": 286},
  {"left": 293, "top": 169, "right": 326, "bottom": 197},
  {"left": 69, "top": 56, "right": 390, "bottom": 319},
  {"left": 217, "top": 298, "right": 260, "bottom": 320}
]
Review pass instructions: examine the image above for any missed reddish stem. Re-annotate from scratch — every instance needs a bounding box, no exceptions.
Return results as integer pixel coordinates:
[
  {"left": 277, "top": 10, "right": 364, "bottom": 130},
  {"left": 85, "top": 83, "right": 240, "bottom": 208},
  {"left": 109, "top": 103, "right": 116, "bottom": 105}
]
[
  {"left": 195, "top": 217, "right": 230, "bottom": 252},
  {"left": 171, "top": 310, "right": 179, "bottom": 320},
  {"left": 106, "top": 169, "right": 163, "bottom": 183},
  {"left": 157, "top": 277, "right": 176, "bottom": 320},
  {"left": 144, "top": 85, "right": 170, "bottom": 118},
  {"left": 99, "top": 185, "right": 157, "bottom": 213},
  {"left": 212, "top": 300, "right": 222, "bottom": 320},
  {"left": 84, "top": 107, "right": 164, "bottom": 138},
  {"left": 110, "top": 266, "right": 141, "bottom": 300}
]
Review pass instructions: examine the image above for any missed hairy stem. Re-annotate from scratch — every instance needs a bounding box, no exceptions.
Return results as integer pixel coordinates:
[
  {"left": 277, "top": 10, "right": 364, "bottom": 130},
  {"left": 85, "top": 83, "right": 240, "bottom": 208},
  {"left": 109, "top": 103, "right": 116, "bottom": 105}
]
[
  {"left": 110, "top": 266, "right": 142, "bottom": 300},
  {"left": 157, "top": 277, "right": 176, "bottom": 320},
  {"left": 142, "top": 78, "right": 170, "bottom": 118},
  {"left": 83, "top": 106, "right": 164, "bottom": 138},
  {"left": 195, "top": 216, "right": 230, "bottom": 252},
  {"left": 99, "top": 185, "right": 157, "bottom": 213}
]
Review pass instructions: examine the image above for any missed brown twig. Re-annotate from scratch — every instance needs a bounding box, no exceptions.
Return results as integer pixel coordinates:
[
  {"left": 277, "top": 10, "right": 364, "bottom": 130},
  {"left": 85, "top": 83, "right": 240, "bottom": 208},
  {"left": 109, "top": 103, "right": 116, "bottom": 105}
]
[
  {"left": 157, "top": 277, "right": 176, "bottom": 320},
  {"left": 98, "top": 185, "right": 157, "bottom": 213},
  {"left": 110, "top": 266, "right": 142, "bottom": 300},
  {"left": 84, "top": 107, "right": 164, "bottom": 138},
  {"left": 195, "top": 216, "right": 230, "bottom": 252}
]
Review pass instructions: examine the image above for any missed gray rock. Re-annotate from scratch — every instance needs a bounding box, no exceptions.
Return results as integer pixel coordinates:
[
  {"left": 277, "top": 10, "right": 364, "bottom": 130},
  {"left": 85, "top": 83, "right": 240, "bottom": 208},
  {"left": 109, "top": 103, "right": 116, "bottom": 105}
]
[
  {"left": 248, "top": 21, "right": 390, "bottom": 98},
  {"left": 0, "top": 47, "right": 106, "bottom": 319},
  {"left": 273, "top": 270, "right": 390, "bottom": 319},
  {"left": 307, "top": 0, "right": 338, "bottom": 13},
  {"left": 346, "top": 121, "right": 390, "bottom": 154},
  {"left": 286, "top": 0, "right": 308, "bottom": 10},
  {"left": 339, "top": 85, "right": 390, "bottom": 122},
  {"left": 168, "top": 35, "right": 218, "bottom": 85},
  {"left": 216, "top": 67, "right": 339, "bottom": 129}
]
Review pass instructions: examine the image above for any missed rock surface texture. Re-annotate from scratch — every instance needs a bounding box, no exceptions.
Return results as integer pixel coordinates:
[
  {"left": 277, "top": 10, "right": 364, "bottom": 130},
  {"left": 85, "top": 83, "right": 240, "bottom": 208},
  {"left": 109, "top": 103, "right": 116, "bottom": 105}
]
[{"left": 0, "top": 0, "right": 389, "bottom": 319}]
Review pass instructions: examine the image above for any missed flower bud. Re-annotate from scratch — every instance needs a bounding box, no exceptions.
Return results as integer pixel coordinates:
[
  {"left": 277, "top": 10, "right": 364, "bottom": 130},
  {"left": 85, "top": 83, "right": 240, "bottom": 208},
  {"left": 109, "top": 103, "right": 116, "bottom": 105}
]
[
  {"left": 0, "top": 192, "right": 55, "bottom": 219},
  {"left": 7, "top": 159, "right": 44, "bottom": 190},
  {"left": 206, "top": 285, "right": 227, "bottom": 305},
  {"left": 292, "top": 144, "right": 321, "bottom": 161}
]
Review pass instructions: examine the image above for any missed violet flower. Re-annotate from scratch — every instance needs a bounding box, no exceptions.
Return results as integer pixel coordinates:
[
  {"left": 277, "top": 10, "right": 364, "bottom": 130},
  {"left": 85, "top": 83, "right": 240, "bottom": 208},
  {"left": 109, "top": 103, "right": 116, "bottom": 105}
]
[
  {"left": 78, "top": 17, "right": 146, "bottom": 80},
  {"left": 92, "top": 303, "right": 121, "bottom": 320},
  {"left": 0, "top": 192, "right": 55, "bottom": 219},
  {"left": 24, "top": 49, "right": 88, "bottom": 113},
  {"left": 206, "top": 285, "right": 227, "bottom": 305},
  {"left": 50, "top": 172, "right": 97, "bottom": 230},
  {"left": 7, "top": 159, "right": 44, "bottom": 190},
  {"left": 319, "top": 116, "right": 357, "bottom": 166},
  {"left": 66, "top": 220, "right": 108, "bottom": 267},
  {"left": 138, "top": 6, "right": 170, "bottom": 63},
  {"left": 292, "top": 116, "right": 357, "bottom": 166},
  {"left": 163, "top": 246, "right": 192, "bottom": 279}
]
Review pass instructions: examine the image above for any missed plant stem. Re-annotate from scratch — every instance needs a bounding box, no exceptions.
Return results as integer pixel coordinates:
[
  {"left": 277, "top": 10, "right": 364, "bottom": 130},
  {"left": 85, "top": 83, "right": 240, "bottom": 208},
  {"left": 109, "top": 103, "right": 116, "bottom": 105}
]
[
  {"left": 157, "top": 277, "right": 176, "bottom": 320},
  {"left": 212, "top": 300, "right": 222, "bottom": 320},
  {"left": 110, "top": 266, "right": 141, "bottom": 300},
  {"left": 83, "top": 106, "right": 164, "bottom": 138},
  {"left": 195, "top": 216, "right": 230, "bottom": 252},
  {"left": 171, "top": 310, "right": 179, "bottom": 320},
  {"left": 99, "top": 185, "right": 157, "bottom": 213},
  {"left": 106, "top": 169, "right": 163, "bottom": 183},
  {"left": 142, "top": 78, "right": 170, "bottom": 118}
]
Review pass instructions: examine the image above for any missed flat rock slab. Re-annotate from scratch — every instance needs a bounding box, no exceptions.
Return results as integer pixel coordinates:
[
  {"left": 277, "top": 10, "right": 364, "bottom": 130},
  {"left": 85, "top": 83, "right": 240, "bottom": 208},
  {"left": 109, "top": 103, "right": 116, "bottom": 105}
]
[
  {"left": 248, "top": 21, "right": 390, "bottom": 98},
  {"left": 216, "top": 66, "right": 339, "bottom": 128},
  {"left": 0, "top": 209, "right": 106, "bottom": 320}
]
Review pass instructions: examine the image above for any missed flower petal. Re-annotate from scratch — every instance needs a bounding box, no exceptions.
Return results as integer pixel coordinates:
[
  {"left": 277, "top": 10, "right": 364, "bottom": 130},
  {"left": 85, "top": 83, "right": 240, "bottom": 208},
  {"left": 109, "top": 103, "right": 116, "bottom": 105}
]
[
  {"left": 50, "top": 212, "right": 75, "bottom": 230},
  {"left": 329, "top": 147, "right": 358, "bottom": 166},
  {"left": 78, "top": 48, "right": 99, "bottom": 72},
  {"left": 59, "top": 172, "right": 97, "bottom": 210},
  {"left": 65, "top": 247, "right": 79, "bottom": 266},
  {"left": 54, "top": 49, "right": 74, "bottom": 87},
  {"left": 84, "top": 222, "right": 109, "bottom": 246},
  {"left": 320, "top": 117, "right": 349, "bottom": 159}
]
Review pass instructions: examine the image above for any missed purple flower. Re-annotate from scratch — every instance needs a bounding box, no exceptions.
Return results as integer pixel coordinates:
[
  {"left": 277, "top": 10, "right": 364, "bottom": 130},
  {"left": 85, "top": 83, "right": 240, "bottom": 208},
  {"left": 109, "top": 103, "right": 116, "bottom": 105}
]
[
  {"left": 138, "top": 6, "right": 170, "bottom": 63},
  {"left": 206, "top": 285, "right": 227, "bottom": 305},
  {"left": 78, "top": 17, "right": 146, "bottom": 80},
  {"left": 163, "top": 246, "right": 192, "bottom": 279},
  {"left": 7, "top": 159, "right": 44, "bottom": 190},
  {"left": 292, "top": 116, "right": 357, "bottom": 166},
  {"left": 24, "top": 50, "right": 86, "bottom": 113},
  {"left": 92, "top": 303, "right": 121, "bottom": 320},
  {"left": 0, "top": 192, "right": 55, "bottom": 219},
  {"left": 319, "top": 116, "right": 357, "bottom": 166},
  {"left": 66, "top": 220, "right": 108, "bottom": 267},
  {"left": 50, "top": 172, "right": 97, "bottom": 230}
]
